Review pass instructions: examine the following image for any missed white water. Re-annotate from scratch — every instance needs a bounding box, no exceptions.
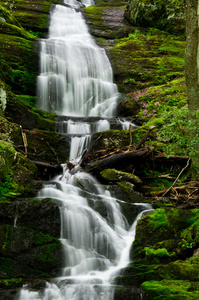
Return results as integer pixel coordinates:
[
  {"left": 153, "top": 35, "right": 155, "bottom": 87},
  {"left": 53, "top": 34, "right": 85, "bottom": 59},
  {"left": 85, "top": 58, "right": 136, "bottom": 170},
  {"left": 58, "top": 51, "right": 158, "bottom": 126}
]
[
  {"left": 17, "top": 1, "right": 152, "bottom": 299},
  {"left": 36, "top": 0, "right": 118, "bottom": 117}
]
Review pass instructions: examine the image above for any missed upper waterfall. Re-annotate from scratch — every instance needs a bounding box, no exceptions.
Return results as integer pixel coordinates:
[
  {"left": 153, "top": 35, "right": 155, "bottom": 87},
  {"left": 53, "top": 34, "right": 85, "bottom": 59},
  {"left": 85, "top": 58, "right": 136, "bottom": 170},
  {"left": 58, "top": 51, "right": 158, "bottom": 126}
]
[{"left": 36, "top": 1, "right": 119, "bottom": 117}]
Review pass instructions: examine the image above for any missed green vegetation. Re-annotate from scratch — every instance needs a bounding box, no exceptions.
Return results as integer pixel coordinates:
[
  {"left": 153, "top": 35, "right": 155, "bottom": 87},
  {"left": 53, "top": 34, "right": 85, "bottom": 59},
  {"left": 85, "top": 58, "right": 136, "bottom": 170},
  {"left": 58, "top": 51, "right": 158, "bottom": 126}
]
[
  {"left": 142, "top": 280, "right": 199, "bottom": 299},
  {"left": 157, "top": 109, "right": 199, "bottom": 165},
  {"left": 0, "top": 172, "right": 20, "bottom": 202},
  {"left": 0, "top": 278, "right": 23, "bottom": 289},
  {"left": 109, "top": 29, "right": 185, "bottom": 93}
]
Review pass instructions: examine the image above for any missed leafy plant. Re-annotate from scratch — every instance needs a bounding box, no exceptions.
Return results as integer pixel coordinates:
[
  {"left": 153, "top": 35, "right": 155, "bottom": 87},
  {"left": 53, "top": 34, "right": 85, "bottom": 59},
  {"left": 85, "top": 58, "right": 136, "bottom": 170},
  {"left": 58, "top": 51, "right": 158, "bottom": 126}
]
[{"left": 157, "top": 109, "right": 199, "bottom": 165}]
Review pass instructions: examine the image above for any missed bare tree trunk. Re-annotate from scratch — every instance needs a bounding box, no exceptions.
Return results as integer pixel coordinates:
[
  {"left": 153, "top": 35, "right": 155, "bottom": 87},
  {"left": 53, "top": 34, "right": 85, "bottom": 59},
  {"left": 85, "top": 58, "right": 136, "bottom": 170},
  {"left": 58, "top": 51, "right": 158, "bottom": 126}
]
[{"left": 185, "top": 0, "right": 199, "bottom": 111}]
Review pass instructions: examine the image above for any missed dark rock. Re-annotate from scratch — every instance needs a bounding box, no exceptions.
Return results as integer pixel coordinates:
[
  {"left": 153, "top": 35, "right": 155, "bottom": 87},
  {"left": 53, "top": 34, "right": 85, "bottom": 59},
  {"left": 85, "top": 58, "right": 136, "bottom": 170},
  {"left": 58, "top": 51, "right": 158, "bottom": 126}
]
[
  {"left": 0, "top": 290, "right": 17, "bottom": 300},
  {"left": 114, "top": 286, "right": 148, "bottom": 300},
  {"left": 84, "top": 0, "right": 132, "bottom": 40},
  {"left": 0, "top": 198, "right": 61, "bottom": 238},
  {"left": 0, "top": 224, "right": 63, "bottom": 277}
]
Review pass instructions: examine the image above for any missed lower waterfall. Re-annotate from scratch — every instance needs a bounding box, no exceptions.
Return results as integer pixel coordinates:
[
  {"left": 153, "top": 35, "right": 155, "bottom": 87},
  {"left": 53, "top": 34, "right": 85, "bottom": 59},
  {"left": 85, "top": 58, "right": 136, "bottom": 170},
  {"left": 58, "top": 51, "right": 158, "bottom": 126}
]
[{"left": 17, "top": 1, "right": 152, "bottom": 299}]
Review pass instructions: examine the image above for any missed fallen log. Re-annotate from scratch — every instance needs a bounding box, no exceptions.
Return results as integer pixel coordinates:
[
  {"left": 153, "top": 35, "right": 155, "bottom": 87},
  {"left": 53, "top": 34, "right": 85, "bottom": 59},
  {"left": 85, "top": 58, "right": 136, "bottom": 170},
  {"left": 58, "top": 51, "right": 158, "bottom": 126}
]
[
  {"left": 84, "top": 146, "right": 154, "bottom": 173},
  {"left": 31, "top": 160, "right": 62, "bottom": 179}
]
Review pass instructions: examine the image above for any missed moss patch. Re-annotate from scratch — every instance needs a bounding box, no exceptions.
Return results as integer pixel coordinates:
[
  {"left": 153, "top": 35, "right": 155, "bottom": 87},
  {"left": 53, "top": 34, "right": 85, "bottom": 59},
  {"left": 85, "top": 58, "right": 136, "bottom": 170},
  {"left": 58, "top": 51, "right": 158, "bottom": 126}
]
[
  {"left": 109, "top": 29, "right": 185, "bottom": 94},
  {"left": 142, "top": 280, "right": 199, "bottom": 299}
]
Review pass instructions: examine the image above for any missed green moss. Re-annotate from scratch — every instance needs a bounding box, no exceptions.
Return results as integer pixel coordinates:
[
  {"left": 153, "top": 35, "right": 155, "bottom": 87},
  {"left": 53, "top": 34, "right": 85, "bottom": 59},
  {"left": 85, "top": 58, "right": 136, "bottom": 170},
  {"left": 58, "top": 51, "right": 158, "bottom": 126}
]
[
  {"left": 163, "top": 256, "right": 199, "bottom": 282},
  {"left": 133, "top": 208, "right": 189, "bottom": 258},
  {"left": 0, "top": 257, "right": 51, "bottom": 279},
  {"left": 35, "top": 242, "right": 61, "bottom": 267},
  {"left": 149, "top": 208, "right": 167, "bottom": 229},
  {"left": 100, "top": 168, "right": 142, "bottom": 184},
  {"left": 0, "top": 34, "right": 37, "bottom": 95},
  {"left": 109, "top": 29, "right": 185, "bottom": 94},
  {"left": 144, "top": 247, "right": 170, "bottom": 259},
  {"left": 0, "top": 20, "right": 36, "bottom": 40},
  {"left": 0, "top": 278, "right": 23, "bottom": 289},
  {"left": 142, "top": 280, "right": 199, "bottom": 299},
  {"left": 0, "top": 4, "right": 21, "bottom": 27}
]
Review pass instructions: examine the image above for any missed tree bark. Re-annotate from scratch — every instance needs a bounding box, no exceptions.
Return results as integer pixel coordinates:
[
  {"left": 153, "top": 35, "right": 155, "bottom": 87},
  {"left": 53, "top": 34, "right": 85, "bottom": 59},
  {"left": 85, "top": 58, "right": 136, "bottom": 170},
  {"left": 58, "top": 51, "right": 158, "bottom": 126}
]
[
  {"left": 185, "top": 0, "right": 199, "bottom": 111},
  {"left": 84, "top": 146, "right": 153, "bottom": 173}
]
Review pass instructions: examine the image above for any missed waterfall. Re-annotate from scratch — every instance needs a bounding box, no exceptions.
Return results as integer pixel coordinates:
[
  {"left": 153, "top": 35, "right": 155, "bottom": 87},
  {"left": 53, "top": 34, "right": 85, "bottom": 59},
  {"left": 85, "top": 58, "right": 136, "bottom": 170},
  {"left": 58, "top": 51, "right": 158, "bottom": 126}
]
[
  {"left": 17, "top": 1, "right": 152, "bottom": 299},
  {"left": 36, "top": 0, "right": 118, "bottom": 117}
]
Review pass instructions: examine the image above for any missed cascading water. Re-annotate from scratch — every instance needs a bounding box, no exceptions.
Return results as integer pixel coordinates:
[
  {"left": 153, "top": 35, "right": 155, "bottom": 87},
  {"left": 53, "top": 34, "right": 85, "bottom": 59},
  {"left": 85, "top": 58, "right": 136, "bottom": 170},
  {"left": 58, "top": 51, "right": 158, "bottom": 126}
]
[
  {"left": 17, "top": 1, "right": 152, "bottom": 299},
  {"left": 36, "top": 0, "right": 118, "bottom": 117}
]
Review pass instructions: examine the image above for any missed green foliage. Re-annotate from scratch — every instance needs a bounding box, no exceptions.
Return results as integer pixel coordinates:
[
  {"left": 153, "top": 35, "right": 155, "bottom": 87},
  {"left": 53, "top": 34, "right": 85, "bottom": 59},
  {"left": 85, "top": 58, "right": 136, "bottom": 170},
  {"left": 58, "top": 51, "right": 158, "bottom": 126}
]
[
  {"left": 178, "top": 209, "right": 199, "bottom": 251},
  {"left": 0, "top": 172, "right": 20, "bottom": 202},
  {"left": 157, "top": 109, "right": 199, "bottom": 167},
  {"left": 0, "top": 278, "right": 23, "bottom": 289}
]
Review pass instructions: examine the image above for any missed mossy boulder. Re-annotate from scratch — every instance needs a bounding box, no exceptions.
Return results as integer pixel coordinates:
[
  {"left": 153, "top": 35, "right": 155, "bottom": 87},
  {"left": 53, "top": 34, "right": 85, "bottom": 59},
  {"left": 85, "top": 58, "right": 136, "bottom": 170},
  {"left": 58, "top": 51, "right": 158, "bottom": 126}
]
[
  {"left": 0, "top": 33, "right": 38, "bottom": 95},
  {"left": 91, "top": 129, "right": 130, "bottom": 151},
  {"left": 125, "top": 0, "right": 185, "bottom": 35},
  {"left": 116, "top": 208, "right": 199, "bottom": 297},
  {"left": 11, "top": 126, "right": 69, "bottom": 165},
  {"left": 132, "top": 208, "right": 190, "bottom": 258},
  {"left": 100, "top": 168, "right": 142, "bottom": 185},
  {"left": 0, "top": 224, "right": 63, "bottom": 278},
  {"left": 0, "top": 139, "right": 37, "bottom": 200},
  {"left": 84, "top": 0, "right": 131, "bottom": 39},
  {"left": 2, "top": 0, "right": 62, "bottom": 35},
  {"left": 5, "top": 90, "right": 56, "bottom": 131}
]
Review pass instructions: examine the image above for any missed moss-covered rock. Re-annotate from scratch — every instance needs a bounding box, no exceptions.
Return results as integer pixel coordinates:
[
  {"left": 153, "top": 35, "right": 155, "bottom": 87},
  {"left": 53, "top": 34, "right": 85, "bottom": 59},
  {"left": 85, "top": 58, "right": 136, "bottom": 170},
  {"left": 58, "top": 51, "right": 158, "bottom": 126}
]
[
  {"left": 116, "top": 208, "right": 199, "bottom": 298},
  {"left": 132, "top": 208, "right": 190, "bottom": 258},
  {"left": 109, "top": 29, "right": 185, "bottom": 95},
  {"left": 100, "top": 168, "right": 142, "bottom": 184},
  {"left": 84, "top": 0, "right": 131, "bottom": 39},
  {"left": 0, "top": 139, "right": 37, "bottom": 201},
  {"left": 125, "top": 0, "right": 185, "bottom": 35},
  {"left": 5, "top": 90, "right": 56, "bottom": 131},
  {"left": 0, "top": 198, "right": 61, "bottom": 238},
  {"left": 0, "top": 224, "right": 63, "bottom": 278},
  {"left": 11, "top": 126, "right": 69, "bottom": 165},
  {"left": 141, "top": 279, "right": 199, "bottom": 299},
  {"left": 2, "top": 0, "right": 62, "bottom": 35}
]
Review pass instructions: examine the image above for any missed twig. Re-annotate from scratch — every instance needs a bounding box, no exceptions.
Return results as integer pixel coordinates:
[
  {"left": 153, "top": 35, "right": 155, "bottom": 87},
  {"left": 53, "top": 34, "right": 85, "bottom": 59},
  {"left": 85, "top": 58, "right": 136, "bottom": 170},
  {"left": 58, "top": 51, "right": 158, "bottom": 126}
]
[
  {"left": 46, "top": 141, "right": 59, "bottom": 163},
  {"left": 162, "top": 158, "right": 191, "bottom": 197},
  {"left": 80, "top": 134, "right": 102, "bottom": 166},
  {"left": 135, "top": 125, "right": 156, "bottom": 150},
  {"left": 129, "top": 123, "right": 132, "bottom": 147},
  {"left": 20, "top": 126, "right": 28, "bottom": 157}
]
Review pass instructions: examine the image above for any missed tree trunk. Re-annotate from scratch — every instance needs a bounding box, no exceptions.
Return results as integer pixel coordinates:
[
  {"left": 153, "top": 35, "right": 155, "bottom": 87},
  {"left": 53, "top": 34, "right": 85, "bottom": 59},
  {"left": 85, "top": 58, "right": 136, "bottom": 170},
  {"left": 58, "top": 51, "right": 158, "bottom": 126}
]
[{"left": 185, "top": 0, "right": 199, "bottom": 111}]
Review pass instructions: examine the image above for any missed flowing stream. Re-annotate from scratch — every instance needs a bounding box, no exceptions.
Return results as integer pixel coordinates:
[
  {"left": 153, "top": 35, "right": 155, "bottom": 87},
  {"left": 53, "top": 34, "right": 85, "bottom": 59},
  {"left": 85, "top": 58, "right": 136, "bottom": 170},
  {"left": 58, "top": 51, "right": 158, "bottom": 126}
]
[{"left": 17, "top": 1, "right": 152, "bottom": 299}]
